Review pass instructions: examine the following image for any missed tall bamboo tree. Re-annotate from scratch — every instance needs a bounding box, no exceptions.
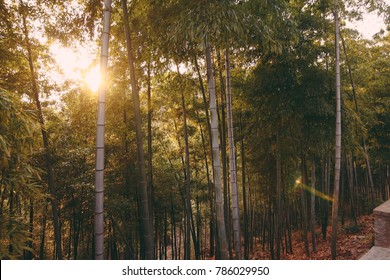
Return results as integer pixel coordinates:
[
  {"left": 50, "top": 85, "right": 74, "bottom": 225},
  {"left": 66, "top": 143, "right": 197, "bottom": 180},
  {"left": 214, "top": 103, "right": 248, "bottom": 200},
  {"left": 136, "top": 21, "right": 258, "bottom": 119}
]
[
  {"left": 19, "top": 0, "right": 62, "bottom": 260},
  {"left": 121, "top": 0, "right": 154, "bottom": 259},
  {"left": 94, "top": 0, "right": 112, "bottom": 260},
  {"left": 181, "top": 86, "right": 192, "bottom": 260},
  {"left": 205, "top": 39, "right": 229, "bottom": 260},
  {"left": 331, "top": 0, "right": 342, "bottom": 260},
  {"left": 310, "top": 158, "right": 317, "bottom": 252},
  {"left": 225, "top": 49, "right": 241, "bottom": 259}
]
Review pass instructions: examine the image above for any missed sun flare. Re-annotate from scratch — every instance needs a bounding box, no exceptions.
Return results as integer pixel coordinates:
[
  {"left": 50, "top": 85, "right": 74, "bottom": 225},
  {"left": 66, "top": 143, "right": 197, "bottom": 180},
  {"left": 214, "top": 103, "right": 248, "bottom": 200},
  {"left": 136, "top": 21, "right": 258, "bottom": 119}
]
[
  {"left": 50, "top": 42, "right": 100, "bottom": 91},
  {"left": 84, "top": 65, "right": 101, "bottom": 92}
]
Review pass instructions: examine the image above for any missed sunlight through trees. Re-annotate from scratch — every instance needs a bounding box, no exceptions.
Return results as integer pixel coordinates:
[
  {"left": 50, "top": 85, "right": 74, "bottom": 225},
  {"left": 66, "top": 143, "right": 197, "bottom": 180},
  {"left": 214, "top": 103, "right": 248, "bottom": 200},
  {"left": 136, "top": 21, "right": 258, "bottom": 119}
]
[{"left": 1, "top": 0, "right": 390, "bottom": 260}]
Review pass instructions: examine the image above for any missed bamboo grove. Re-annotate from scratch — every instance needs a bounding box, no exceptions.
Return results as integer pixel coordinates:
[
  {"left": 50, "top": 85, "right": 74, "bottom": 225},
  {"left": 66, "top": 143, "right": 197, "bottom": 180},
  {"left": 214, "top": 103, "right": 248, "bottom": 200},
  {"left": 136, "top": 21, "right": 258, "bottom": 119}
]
[{"left": 1, "top": 0, "right": 390, "bottom": 260}]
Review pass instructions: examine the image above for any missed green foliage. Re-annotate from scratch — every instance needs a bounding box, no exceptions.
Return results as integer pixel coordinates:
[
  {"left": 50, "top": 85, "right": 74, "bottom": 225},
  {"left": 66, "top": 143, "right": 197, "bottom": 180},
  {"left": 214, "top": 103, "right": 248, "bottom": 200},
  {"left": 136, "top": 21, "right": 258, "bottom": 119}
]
[
  {"left": 364, "top": 34, "right": 390, "bottom": 163},
  {"left": 0, "top": 213, "right": 33, "bottom": 260},
  {"left": 0, "top": 89, "right": 42, "bottom": 259}
]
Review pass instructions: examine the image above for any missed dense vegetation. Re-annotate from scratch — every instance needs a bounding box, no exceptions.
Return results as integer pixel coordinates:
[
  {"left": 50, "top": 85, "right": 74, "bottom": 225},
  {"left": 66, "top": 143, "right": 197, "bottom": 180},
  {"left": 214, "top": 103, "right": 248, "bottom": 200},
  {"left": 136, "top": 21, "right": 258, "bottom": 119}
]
[{"left": 0, "top": 0, "right": 389, "bottom": 260}]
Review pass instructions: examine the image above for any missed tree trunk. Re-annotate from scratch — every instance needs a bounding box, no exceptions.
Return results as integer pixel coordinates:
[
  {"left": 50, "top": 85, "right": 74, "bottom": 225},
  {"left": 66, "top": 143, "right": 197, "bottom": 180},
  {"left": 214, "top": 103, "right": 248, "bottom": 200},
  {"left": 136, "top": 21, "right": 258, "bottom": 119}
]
[
  {"left": 205, "top": 39, "right": 229, "bottom": 259},
  {"left": 196, "top": 196, "right": 202, "bottom": 259},
  {"left": 39, "top": 201, "right": 48, "bottom": 259},
  {"left": 310, "top": 158, "right": 317, "bottom": 252},
  {"left": 322, "top": 154, "right": 331, "bottom": 240},
  {"left": 169, "top": 196, "right": 176, "bottom": 260},
  {"left": 147, "top": 62, "right": 154, "bottom": 228},
  {"left": 173, "top": 115, "right": 200, "bottom": 260},
  {"left": 93, "top": 0, "right": 112, "bottom": 260},
  {"left": 275, "top": 133, "right": 282, "bottom": 259},
  {"left": 249, "top": 181, "right": 255, "bottom": 252},
  {"left": 20, "top": 1, "right": 62, "bottom": 259},
  {"left": 8, "top": 188, "right": 14, "bottom": 255},
  {"left": 194, "top": 57, "right": 215, "bottom": 257},
  {"left": 225, "top": 49, "right": 241, "bottom": 259},
  {"left": 181, "top": 88, "right": 192, "bottom": 260},
  {"left": 163, "top": 208, "right": 168, "bottom": 259},
  {"left": 300, "top": 156, "right": 310, "bottom": 257},
  {"left": 346, "top": 154, "right": 358, "bottom": 226},
  {"left": 286, "top": 197, "right": 293, "bottom": 254},
  {"left": 386, "top": 165, "right": 390, "bottom": 200},
  {"left": 121, "top": 0, "right": 154, "bottom": 259},
  {"left": 73, "top": 206, "right": 81, "bottom": 260},
  {"left": 240, "top": 113, "right": 249, "bottom": 259},
  {"left": 26, "top": 198, "right": 34, "bottom": 259},
  {"left": 199, "top": 119, "right": 215, "bottom": 257},
  {"left": 340, "top": 32, "right": 375, "bottom": 209},
  {"left": 331, "top": 0, "right": 342, "bottom": 259},
  {"left": 68, "top": 213, "right": 73, "bottom": 259},
  {"left": 217, "top": 51, "right": 232, "bottom": 259}
]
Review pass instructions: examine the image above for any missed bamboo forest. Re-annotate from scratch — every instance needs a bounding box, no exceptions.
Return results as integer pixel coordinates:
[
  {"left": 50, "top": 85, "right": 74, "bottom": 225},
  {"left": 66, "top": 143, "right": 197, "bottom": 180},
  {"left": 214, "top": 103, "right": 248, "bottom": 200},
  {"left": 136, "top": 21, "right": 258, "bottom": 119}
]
[{"left": 1, "top": 0, "right": 390, "bottom": 260}]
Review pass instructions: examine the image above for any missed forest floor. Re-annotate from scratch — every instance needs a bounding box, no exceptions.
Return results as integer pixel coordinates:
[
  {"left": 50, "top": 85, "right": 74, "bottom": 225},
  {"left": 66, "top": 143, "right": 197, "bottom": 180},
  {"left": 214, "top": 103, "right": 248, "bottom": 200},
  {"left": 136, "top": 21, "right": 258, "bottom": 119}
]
[{"left": 249, "top": 214, "right": 375, "bottom": 260}]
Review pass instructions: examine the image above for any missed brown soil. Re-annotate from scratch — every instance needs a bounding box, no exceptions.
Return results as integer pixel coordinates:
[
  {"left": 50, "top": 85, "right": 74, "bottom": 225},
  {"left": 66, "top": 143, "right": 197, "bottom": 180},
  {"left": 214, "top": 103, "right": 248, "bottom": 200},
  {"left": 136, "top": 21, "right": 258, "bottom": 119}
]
[{"left": 249, "top": 215, "right": 375, "bottom": 260}]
